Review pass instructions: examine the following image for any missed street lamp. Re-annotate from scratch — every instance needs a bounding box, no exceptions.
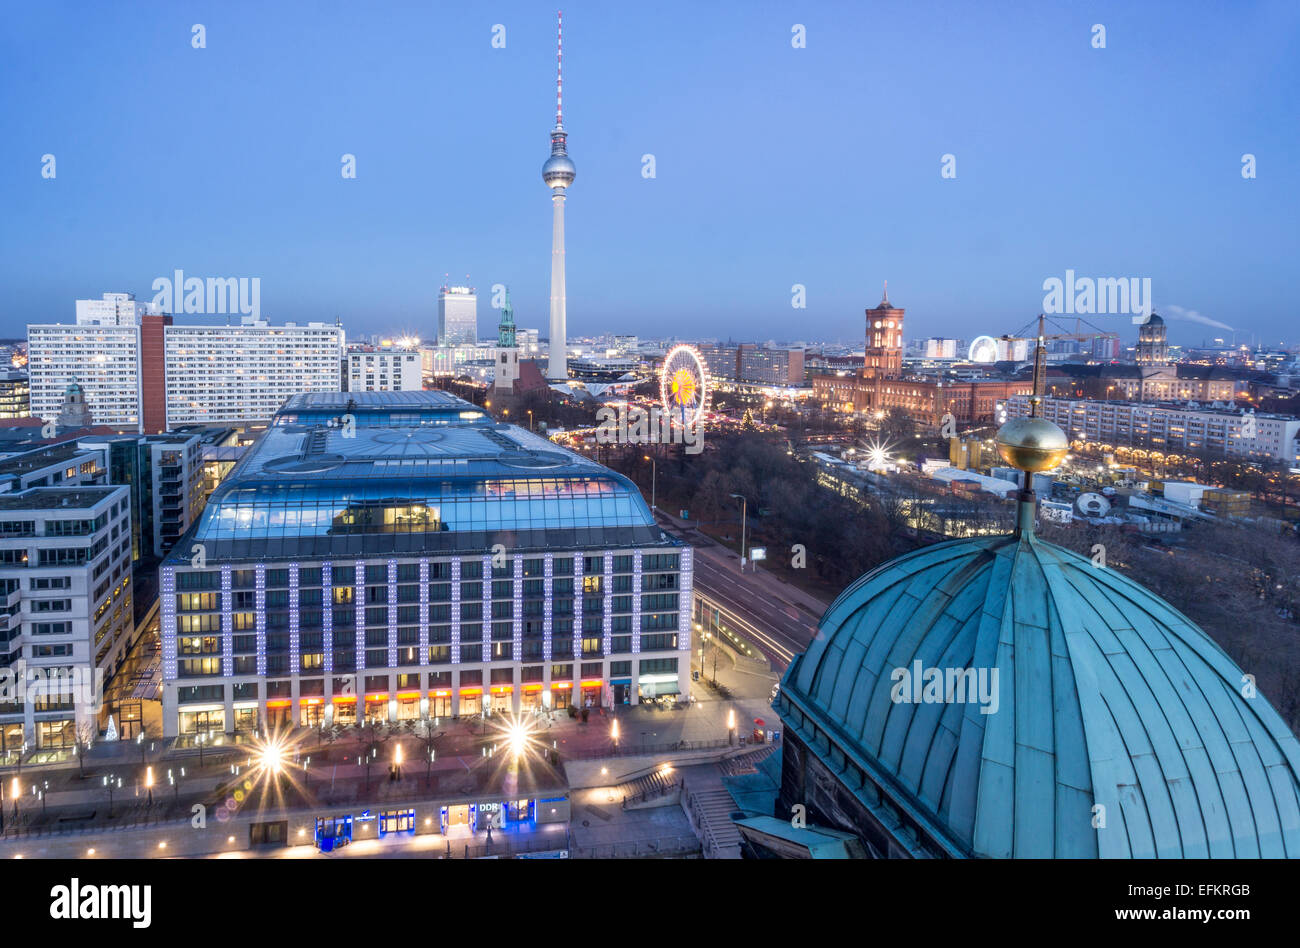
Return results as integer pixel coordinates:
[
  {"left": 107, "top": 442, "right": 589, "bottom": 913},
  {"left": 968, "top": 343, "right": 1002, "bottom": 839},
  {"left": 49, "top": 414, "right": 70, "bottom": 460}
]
[
  {"left": 727, "top": 708, "right": 736, "bottom": 745},
  {"left": 527, "top": 409, "right": 534, "bottom": 432},
  {"left": 729, "top": 493, "right": 748, "bottom": 570},
  {"left": 643, "top": 454, "right": 657, "bottom": 511}
]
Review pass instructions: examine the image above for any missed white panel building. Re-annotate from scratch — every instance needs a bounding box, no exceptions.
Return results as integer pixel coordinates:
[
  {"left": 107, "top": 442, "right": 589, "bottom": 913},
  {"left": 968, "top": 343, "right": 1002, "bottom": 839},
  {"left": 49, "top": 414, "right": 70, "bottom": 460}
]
[
  {"left": 345, "top": 349, "right": 423, "bottom": 392},
  {"left": 163, "top": 321, "right": 344, "bottom": 426},
  {"left": 1008, "top": 395, "right": 1300, "bottom": 464},
  {"left": 27, "top": 324, "right": 142, "bottom": 427},
  {"left": 74, "top": 292, "right": 146, "bottom": 327}
]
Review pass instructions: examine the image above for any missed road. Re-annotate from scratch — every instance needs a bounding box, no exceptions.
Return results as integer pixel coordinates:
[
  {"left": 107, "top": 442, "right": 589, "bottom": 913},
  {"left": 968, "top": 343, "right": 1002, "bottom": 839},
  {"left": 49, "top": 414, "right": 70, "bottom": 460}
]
[{"left": 654, "top": 510, "right": 825, "bottom": 671}]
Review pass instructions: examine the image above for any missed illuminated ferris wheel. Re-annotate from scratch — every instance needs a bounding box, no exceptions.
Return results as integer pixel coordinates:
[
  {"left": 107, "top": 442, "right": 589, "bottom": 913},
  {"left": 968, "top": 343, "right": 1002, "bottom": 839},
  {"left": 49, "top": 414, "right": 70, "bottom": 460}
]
[{"left": 660, "top": 344, "right": 711, "bottom": 429}]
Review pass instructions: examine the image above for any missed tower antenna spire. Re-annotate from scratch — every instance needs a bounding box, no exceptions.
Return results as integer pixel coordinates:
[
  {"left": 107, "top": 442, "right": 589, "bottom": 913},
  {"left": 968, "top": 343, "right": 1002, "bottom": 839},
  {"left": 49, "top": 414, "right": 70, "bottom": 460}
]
[{"left": 556, "top": 10, "right": 563, "bottom": 127}]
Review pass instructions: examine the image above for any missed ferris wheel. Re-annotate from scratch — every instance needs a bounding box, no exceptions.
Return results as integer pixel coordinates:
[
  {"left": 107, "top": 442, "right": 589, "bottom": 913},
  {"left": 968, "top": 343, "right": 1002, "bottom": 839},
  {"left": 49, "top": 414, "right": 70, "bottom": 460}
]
[{"left": 660, "top": 344, "right": 711, "bottom": 429}]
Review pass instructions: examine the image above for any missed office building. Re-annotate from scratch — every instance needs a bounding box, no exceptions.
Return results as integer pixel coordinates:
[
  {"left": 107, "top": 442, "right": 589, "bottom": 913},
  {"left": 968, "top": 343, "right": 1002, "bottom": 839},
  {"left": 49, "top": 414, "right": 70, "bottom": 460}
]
[
  {"left": 696, "top": 344, "right": 804, "bottom": 387},
  {"left": 74, "top": 292, "right": 146, "bottom": 327},
  {"left": 0, "top": 371, "right": 30, "bottom": 419},
  {"left": 77, "top": 434, "right": 205, "bottom": 560},
  {"left": 0, "top": 434, "right": 205, "bottom": 562},
  {"left": 0, "top": 485, "right": 134, "bottom": 756},
  {"left": 345, "top": 349, "right": 422, "bottom": 393},
  {"left": 158, "top": 391, "right": 691, "bottom": 739},
  {"left": 924, "top": 338, "right": 959, "bottom": 360},
  {"left": 437, "top": 286, "right": 478, "bottom": 347}
]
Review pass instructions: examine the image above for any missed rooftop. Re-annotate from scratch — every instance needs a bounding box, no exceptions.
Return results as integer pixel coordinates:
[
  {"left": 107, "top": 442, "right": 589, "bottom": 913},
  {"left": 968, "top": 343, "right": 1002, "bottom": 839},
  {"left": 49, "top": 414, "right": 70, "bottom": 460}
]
[
  {"left": 274, "top": 390, "right": 490, "bottom": 428},
  {"left": 780, "top": 521, "right": 1300, "bottom": 858},
  {"left": 166, "top": 391, "right": 673, "bottom": 563},
  {"left": 0, "top": 487, "right": 120, "bottom": 511},
  {"left": 0, "top": 443, "right": 93, "bottom": 478}
]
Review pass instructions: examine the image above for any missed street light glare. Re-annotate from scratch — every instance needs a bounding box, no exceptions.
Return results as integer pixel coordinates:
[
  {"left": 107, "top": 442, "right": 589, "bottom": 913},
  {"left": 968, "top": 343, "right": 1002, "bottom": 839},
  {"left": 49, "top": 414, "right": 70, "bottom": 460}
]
[{"left": 508, "top": 722, "right": 527, "bottom": 757}]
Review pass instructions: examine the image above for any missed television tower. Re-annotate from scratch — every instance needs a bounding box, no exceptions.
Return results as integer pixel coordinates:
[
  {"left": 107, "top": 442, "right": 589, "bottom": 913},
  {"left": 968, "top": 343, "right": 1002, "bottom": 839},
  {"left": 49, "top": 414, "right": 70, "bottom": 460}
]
[{"left": 543, "top": 10, "right": 575, "bottom": 381}]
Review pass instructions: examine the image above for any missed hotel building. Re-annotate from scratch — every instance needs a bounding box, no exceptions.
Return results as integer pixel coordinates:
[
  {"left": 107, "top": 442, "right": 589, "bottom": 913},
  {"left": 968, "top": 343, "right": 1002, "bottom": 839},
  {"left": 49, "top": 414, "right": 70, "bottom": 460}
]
[{"left": 158, "top": 391, "right": 692, "bottom": 740}]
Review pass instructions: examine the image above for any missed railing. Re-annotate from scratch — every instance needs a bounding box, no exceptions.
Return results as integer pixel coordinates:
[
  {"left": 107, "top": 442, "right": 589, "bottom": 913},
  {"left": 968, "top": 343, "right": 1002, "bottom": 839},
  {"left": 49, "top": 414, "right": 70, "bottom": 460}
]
[
  {"left": 570, "top": 834, "right": 702, "bottom": 859},
  {"left": 1, "top": 806, "right": 193, "bottom": 840},
  {"left": 437, "top": 833, "right": 573, "bottom": 859},
  {"left": 621, "top": 777, "right": 680, "bottom": 809},
  {"left": 562, "top": 737, "right": 732, "bottom": 760},
  {"left": 683, "top": 787, "right": 722, "bottom": 859}
]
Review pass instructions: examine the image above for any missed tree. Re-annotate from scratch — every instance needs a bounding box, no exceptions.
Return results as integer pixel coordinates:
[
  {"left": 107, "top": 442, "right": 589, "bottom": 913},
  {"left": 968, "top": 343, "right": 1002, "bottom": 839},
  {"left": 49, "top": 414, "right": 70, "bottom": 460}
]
[
  {"left": 354, "top": 720, "right": 391, "bottom": 791},
  {"left": 415, "top": 718, "right": 442, "bottom": 786},
  {"left": 73, "top": 720, "right": 96, "bottom": 779}
]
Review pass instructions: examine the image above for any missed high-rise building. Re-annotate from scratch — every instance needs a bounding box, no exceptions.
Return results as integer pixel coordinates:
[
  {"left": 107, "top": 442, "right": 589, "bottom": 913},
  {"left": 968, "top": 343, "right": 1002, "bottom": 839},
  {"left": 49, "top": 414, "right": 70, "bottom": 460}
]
[
  {"left": 0, "top": 370, "right": 30, "bottom": 419},
  {"left": 27, "top": 324, "right": 142, "bottom": 428},
  {"left": 344, "top": 349, "right": 422, "bottom": 393},
  {"left": 0, "top": 485, "right": 134, "bottom": 755},
  {"left": 925, "top": 338, "right": 959, "bottom": 360},
  {"left": 75, "top": 292, "right": 146, "bottom": 327},
  {"left": 162, "top": 321, "right": 344, "bottom": 427},
  {"left": 158, "top": 391, "right": 691, "bottom": 739},
  {"left": 543, "top": 12, "right": 575, "bottom": 381},
  {"left": 28, "top": 315, "right": 345, "bottom": 432},
  {"left": 1136, "top": 313, "right": 1170, "bottom": 365},
  {"left": 437, "top": 286, "right": 478, "bottom": 347},
  {"left": 697, "top": 344, "right": 804, "bottom": 387}
]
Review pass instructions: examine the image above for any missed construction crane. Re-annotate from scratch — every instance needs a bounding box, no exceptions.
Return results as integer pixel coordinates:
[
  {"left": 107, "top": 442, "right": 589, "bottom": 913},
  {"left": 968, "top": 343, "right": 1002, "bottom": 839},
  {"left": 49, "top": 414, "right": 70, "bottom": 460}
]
[{"left": 1002, "top": 314, "right": 1121, "bottom": 415}]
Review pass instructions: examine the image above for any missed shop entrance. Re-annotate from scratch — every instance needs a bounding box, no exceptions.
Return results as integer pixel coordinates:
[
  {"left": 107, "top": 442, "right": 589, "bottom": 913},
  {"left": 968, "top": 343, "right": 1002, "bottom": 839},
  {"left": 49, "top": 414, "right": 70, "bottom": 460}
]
[
  {"left": 613, "top": 682, "right": 630, "bottom": 705},
  {"left": 379, "top": 809, "right": 415, "bottom": 836},
  {"left": 299, "top": 701, "right": 324, "bottom": 728},
  {"left": 446, "top": 804, "right": 470, "bottom": 828}
]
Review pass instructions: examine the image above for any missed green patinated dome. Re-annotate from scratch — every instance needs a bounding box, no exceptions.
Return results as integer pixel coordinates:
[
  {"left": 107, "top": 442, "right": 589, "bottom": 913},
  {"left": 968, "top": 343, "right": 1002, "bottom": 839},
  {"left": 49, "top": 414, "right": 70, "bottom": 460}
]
[{"left": 780, "top": 526, "right": 1300, "bottom": 858}]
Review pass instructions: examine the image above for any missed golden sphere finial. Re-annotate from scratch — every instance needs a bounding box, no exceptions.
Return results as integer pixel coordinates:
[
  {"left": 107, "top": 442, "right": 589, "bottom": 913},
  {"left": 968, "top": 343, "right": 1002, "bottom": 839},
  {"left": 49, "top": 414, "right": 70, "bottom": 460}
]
[{"left": 995, "top": 417, "right": 1068, "bottom": 473}]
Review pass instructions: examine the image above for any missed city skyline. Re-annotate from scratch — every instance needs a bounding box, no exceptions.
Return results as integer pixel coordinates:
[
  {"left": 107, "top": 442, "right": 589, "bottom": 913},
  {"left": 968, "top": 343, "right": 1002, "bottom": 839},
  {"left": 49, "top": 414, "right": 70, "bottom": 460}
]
[{"left": 2, "top": 1, "right": 1298, "bottom": 346}]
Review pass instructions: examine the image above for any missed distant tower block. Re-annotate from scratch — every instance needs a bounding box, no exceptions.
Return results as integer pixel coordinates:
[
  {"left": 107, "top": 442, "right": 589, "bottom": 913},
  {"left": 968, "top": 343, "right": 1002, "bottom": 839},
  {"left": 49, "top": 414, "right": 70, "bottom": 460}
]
[
  {"left": 543, "top": 10, "right": 576, "bottom": 381},
  {"left": 1136, "top": 313, "right": 1169, "bottom": 366},
  {"left": 495, "top": 288, "right": 521, "bottom": 393},
  {"left": 865, "top": 282, "right": 905, "bottom": 379}
]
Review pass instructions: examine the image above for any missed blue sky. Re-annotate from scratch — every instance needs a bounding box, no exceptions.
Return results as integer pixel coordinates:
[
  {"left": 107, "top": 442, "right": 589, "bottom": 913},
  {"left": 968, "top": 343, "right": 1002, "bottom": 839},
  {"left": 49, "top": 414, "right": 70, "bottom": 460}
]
[{"left": 2, "top": 0, "right": 1297, "bottom": 347}]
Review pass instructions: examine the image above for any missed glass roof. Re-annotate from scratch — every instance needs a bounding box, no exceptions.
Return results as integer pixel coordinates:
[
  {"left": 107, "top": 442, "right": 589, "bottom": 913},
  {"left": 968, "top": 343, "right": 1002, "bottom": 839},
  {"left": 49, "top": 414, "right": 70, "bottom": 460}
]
[{"left": 172, "top": 392, "right": 670, "bottom": 562}]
